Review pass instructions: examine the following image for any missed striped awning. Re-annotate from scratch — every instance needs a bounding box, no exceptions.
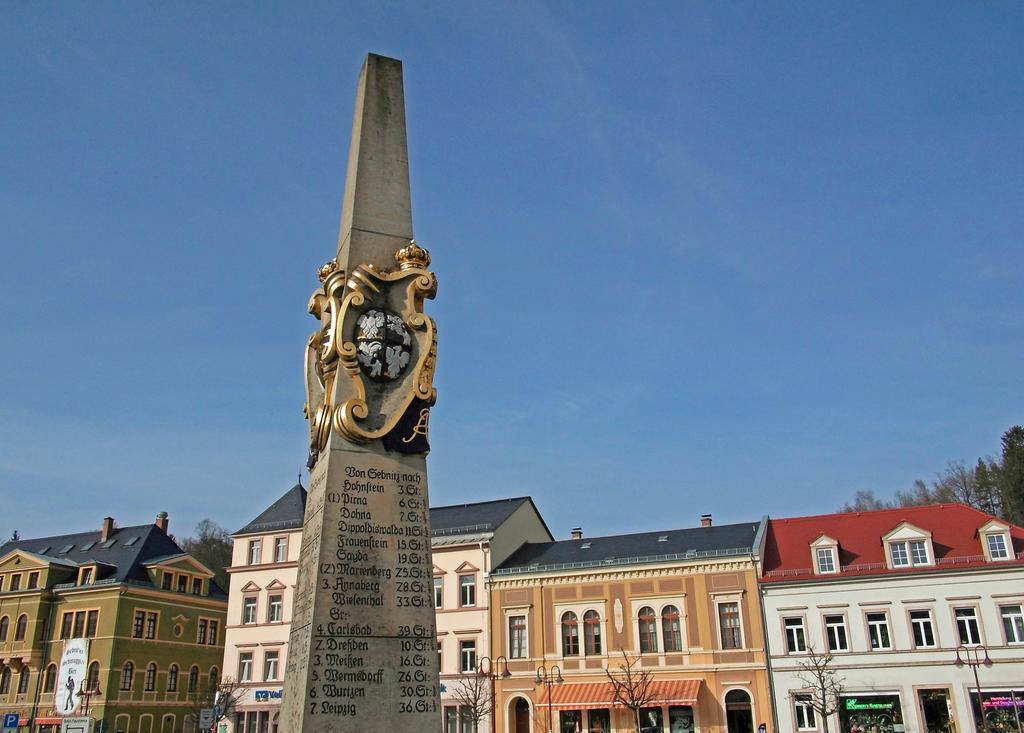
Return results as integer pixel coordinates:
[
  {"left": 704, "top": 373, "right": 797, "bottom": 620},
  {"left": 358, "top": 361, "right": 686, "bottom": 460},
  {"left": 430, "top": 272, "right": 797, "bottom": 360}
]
[{"left": 545, "top": 679, "right": 702, "bottom": 709}]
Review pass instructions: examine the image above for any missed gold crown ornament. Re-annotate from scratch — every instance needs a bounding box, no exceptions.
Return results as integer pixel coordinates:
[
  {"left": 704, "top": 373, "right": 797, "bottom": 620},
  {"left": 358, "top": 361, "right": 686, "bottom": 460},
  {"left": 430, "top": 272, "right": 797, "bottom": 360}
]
[
  {"left": 318, "top": 258, "right": 339, "bottom": 283},
  {"left": 395, "top": 240, "right": 431, "bottom": 271}
]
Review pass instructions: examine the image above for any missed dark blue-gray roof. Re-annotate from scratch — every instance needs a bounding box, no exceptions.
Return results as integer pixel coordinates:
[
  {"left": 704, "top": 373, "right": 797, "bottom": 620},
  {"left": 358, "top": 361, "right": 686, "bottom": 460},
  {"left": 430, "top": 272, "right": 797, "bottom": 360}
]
[
  {"left": 235, "top": 487, "right": 546, "bottom": 539},
  {"left": 0, "top": 523, "right": 199, "bottom": 588},
  {"left": 493, "top": 521, "right": 762, "bottom": 575}
]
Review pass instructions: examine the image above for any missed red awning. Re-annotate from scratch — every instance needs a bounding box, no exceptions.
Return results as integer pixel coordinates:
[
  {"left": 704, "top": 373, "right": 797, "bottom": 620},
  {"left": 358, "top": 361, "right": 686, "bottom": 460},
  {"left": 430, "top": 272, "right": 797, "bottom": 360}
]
[{"left": 545, "top": 679, "right": 702, "bottom": 709}]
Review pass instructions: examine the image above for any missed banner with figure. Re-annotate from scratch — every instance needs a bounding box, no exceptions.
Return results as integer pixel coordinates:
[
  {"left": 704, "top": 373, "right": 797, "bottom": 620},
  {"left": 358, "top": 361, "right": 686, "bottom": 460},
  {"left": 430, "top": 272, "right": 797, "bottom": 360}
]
[{"left": 57, "top": 639, "right": 89, "bottom": 716}]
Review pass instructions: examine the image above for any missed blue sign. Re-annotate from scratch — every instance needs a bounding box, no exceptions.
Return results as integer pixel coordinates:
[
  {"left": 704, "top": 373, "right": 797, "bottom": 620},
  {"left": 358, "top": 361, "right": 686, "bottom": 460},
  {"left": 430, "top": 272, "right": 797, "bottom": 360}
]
[
  {"left": 254, "top": 690, "right": 283, "bottom": 702},
  {"left": 2, "top": 714, "right": 18, "bottom": 730}
]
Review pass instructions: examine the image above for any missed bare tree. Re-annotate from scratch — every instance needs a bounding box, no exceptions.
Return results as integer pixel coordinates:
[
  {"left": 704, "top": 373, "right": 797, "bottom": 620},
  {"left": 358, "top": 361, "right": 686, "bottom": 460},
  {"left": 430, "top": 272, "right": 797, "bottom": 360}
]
[
  {"left": 605, "top": 650, "right": 660, "bottom": 733},
  {"left": 185, "top": 677, "right": 245, "bottom": 730},
  {"left": 449, "top": 672, "right": 492, "bottom": 732},
  {"left": 795, "top": 647, "right": 844, "bottom": 733}
]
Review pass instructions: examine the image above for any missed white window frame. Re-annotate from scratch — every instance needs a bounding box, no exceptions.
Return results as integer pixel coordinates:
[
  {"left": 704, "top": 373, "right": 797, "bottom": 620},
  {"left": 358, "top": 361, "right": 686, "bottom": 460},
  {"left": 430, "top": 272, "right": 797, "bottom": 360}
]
[
  {"left": 263, "top": 651, "right": 279, "bottom": 681},
  {"left": 242, "top": 596, "right": 258, "bottom": 625},
  {"left": 986, "top": 532, "right": 1011, "bottom": 561},
  {"left": 865, "top": 611, "right": 892, "bottom": 651},
  {"left": 459, "top": 575, "right": 476, "bottom": 608},
  {"left": 627, "top": 597, "right": 686, "bottom": 655},
  {"left": 247, "top": 539, "right": 262, "bottom": 565},
  {"left": 1000, "top": 604, "right": 1024, "bottom": 644},
  {"left": 273, "top": 536, "right": 288, "bottom": 563},
  {"left": 267, "top": 595, "right": 283, "bottom": 623},
  {"left": 810, "top": 535, "right": 840, "bottom": 575},
  {"left": 784, "top": 617, "right": 807, "bottom": 654},
  {"left": 889, "top": 541, "right": 910, "bottom": 567},
  {"left": 238, "top": 653, "right": 253, "bottom": 682},
  {"left": 823, "top": 614, "right": 849, "bottom": 653},
  {"left": 954, "top": 607, "right": 982, "bottom": 646},
  {"left": 434, "top": 576, "right": 443, "bottom": 609},
  {"left": 459, "top": 639, "right": 477, "bottom": 673},
  {"left": 794, "top": 694, "right": 817, "bottom": 731},
  {"left": 909, "top": 608, "right": 937, "bottom": 648},
  {"left": 883, "top": 523, "right": 934, "bottom": 569},
  {"left": 715, "top": 598, "right": 744, "bottom": 650}
]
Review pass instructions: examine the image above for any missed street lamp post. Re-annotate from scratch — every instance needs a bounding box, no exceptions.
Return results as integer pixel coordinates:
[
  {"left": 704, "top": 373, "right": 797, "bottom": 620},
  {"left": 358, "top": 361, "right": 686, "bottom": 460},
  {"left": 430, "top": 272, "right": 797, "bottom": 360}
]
[
  {"left": 478, "top": 656, "right": 511, "bottom": 733},
  {"left": 534, "top": 665, "right": 564, "bottom": 733},
  {"left": 955, "top": 644, "right": 993, "bottom": 733}
]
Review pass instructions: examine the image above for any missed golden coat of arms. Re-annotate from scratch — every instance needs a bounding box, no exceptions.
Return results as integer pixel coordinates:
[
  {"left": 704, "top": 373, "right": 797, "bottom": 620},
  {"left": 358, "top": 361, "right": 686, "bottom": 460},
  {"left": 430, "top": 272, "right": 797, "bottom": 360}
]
[{"left": 304, "top": 241, "right": 437, "bottom": 461}]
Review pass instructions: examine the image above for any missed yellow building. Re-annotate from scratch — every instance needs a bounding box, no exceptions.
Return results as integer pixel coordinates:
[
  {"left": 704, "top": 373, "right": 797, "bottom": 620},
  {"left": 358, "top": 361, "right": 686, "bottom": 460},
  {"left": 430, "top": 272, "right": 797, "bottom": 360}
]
[
  {"left": 488, "top": 515, "right": 771, "bottom": 733},
  {"left": 0, "top": 513, "right": 227, "bottom": 733}
]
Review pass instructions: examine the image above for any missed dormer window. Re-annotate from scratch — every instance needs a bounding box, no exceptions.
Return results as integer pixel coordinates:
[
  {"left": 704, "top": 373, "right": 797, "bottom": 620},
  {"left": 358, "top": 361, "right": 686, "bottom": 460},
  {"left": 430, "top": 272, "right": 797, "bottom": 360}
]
[
  {"left": 987, "top": 533, "right": 1009, "bottom": 559},
  {"left": 888, "top": 539, "right": 931, "bottom": 567},
  {"left": 816, "top": 548, "right": 837, "bottom": 573},
  {"left": 979, "top": 520, "right": 1014, "bottom": 562},
  {"left": 883, "top": 523, "right": 934, "bottom": 569},
  {"left": 810, "top": 535, "right": 840, "bottom": 575}
]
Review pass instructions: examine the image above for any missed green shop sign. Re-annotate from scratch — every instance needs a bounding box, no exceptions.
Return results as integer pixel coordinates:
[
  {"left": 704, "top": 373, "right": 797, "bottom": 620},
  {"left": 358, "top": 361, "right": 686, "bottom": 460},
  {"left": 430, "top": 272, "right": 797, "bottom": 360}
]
[{"left": 845, "top": 698, "right": 895, "bottom": 711}]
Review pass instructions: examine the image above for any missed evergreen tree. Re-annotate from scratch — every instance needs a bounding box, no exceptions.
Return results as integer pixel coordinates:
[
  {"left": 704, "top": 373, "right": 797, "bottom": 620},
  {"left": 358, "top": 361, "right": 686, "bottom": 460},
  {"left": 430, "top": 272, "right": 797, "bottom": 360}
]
[
  {"left": 974, "top": 458, "right": 1002, "bottom": 518},
  {"left": 999, "top": 426, "right": 1024, "bottom": 525}
]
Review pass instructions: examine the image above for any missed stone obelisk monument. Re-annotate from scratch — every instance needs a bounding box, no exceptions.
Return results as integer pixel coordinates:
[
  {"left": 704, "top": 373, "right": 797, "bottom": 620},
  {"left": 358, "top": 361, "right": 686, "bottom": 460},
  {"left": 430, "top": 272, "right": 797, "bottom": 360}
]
[{"left": 281, "top": 53, "right": 441, "bottom": 731}]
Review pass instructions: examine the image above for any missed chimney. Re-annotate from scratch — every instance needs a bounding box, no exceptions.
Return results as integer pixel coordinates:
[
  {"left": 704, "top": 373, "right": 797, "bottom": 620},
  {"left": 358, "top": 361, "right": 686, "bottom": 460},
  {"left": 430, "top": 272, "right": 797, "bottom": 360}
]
[
  {"left": 155, "top": 512, "right": 169, "bottom": 533},
  {"left": 101, "top": 517, "right": 115, "bottom": 542},
  {"left": 571, "top": 527, "right": 583, "bottom": 540},
  {"left": 700, "top": 514, "right": 712, "bottom": 528}
]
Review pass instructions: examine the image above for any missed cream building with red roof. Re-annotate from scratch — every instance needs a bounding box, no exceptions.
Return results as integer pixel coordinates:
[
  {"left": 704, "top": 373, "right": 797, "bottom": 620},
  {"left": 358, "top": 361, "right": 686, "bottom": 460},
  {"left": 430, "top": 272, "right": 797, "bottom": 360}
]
[{"left": 760, "top": 503, "right": 1024, "bottom": 733}]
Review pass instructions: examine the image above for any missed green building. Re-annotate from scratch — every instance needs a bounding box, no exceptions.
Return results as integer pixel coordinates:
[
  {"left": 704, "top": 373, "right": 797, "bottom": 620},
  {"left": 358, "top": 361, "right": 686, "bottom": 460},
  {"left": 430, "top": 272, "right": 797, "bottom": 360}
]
[{"left": 0, "top": 513, "right": 227, "bottom": 732}]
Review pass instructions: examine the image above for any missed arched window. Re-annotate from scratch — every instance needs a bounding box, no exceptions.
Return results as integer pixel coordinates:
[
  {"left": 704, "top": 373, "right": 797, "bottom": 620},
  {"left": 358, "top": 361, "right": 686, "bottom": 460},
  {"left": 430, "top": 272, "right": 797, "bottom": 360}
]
[
  {"left": 167, "top": 664, "right": 179, "bottom": 692},
  {"left": 14, "top": 614, "right": 28, "bottom": 641},
  {"left": 121, "top": 662, "right": 134, "bottom": 691},
  {"left": 0, "top": 616, "right": 8, "bottom": 641},
  {"left": 638, "top": 606, "right": 658, "bottom": 653},
  {"left": 188, "top": 665, "right": 199, "bottom": 693},
  {"left": 87, "top": 662, "right": 100, "bottom": 692},
  {"left": 18, "top": 667, "right": 31, "bottom": 694},
  {"left": 560, "top": 612, "right": 579, "bottom": 656},
  {"left": 44, "top": 664, "right": 57, "bottom": 693},
  {"left": 145, "top": 663, "right": 157, "bottom": 691},
  {"left": 208, "top": 666, "right": 218, "bottom": 690},
  {"left": 662, "top": 605, "right": 682, "bottom": 652},
  {"left": 583, "top": 610, "right": 602, "bottom": 655},
  {"left": 0, "top": 668, "right": 10, "bottom": 694}
]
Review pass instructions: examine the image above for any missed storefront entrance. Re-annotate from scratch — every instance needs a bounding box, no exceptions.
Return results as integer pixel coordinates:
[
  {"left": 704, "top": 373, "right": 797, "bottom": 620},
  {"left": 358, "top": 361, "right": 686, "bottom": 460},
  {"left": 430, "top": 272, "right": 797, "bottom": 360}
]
[
  {"left": 725, "top": 689, "right": 754, "bottom": 733},
  {"left": 919, "top": 689, "right": 955, "bottom": 733},
  {"left": 968, "top": 689, "right": 1024, "bottom": 732},
  {"left": 513, "top": 697, "right": 531, "bottom": 733},
  {"left": 838, "top": 693, "right": 904, "bottom": 733}
]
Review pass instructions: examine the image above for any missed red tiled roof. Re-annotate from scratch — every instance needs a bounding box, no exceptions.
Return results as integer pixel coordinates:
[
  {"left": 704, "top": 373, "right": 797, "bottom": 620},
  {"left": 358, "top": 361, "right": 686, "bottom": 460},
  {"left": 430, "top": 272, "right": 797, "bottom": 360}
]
[
  {"left": 547, "top": 679, "right": 701, "bottom": 709},
  {"left": 762, "top": 503, "right": 1024, "bottom": 582}
]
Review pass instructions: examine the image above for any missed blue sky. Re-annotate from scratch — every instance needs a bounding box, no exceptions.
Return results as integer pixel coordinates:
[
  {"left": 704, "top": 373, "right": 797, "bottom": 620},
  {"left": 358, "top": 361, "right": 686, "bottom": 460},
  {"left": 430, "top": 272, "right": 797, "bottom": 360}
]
[{"left": 1, "top": 2, "right": 1021, "bottom": 542}]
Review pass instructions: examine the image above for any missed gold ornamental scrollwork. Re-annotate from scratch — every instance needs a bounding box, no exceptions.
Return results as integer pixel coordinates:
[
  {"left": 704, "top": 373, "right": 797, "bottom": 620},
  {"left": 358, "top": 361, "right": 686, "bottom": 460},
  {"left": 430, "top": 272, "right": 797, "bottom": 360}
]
[{"left": 304, "top": 242, "right": 437, "bottom": 455}]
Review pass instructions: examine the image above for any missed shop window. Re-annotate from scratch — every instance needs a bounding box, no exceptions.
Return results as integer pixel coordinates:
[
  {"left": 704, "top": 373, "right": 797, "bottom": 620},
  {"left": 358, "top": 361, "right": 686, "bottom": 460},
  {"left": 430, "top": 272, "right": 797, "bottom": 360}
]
[
  {"left": 559, "top": 710, "right": 581, "bottom": 733},
  {"left": 661, "top": 606, "right": 681, "bottom": 653},
  {"left": 509, "top": 615, "right": 527, "bottom": 659},
  {"left": 718, "top": 602, "right": 742, "bottom": 649},
  {"left": 955, "top": 608, "right": 981, "bottom": 646},
  {"left": 638, "top": 606, "right": 658, "bottom": 653},
  {"left": 584, "top": 610, "right": 603, "bottom": 655},
  {"left": 589, "top": 709, "right": 611, "bottom": 732},
  {"left": 910, "top": 609, "right": 936, "bottom": 648},
  {"left": 866, "top": 612, "right": 891, "bottom": 650},
  {"left": 639, "top": 707, "right": 663, "bottom": 733},
  {"left": 561, "top": 612, "right": 579, "bottom": 656},
  {"left": 459, "top": 575, "right": 476, "bottom": 607},
  {"left": 839, "top": 694, "right": 903, "bottom": 732},
  {"left": 824, "top": 615, "right": 848, "bottom": 652},
  {"left": 1001, "top": 604, "right": 1024, "bottom": 644},
  {"left": 784, "top": 617, "right": 807, "bottom": 653}
]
